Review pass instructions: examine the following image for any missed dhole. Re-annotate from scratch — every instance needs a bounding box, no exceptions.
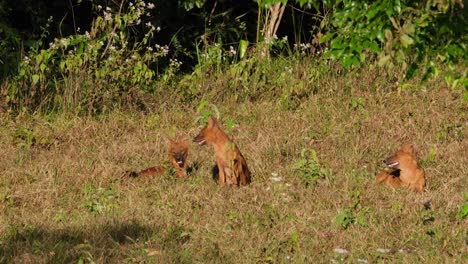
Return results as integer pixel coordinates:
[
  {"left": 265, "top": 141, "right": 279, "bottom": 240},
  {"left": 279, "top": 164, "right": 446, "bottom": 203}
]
[
  {"left": 376, "top": 144, "right": 425, "bottom": 192},
  {"left": 193, "top": 116, "right": 251, "bottom": 186},
  {"left": 130, "top": 137, "right": 189, "bottom": 178}
]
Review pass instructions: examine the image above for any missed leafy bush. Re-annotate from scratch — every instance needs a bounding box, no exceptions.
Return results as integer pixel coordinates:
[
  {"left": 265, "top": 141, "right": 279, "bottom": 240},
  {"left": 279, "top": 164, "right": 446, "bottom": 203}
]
[
  {"left": 322, "top": 0, "right": 467, "bottom": 84},
  {"left": 335, "top": 190, "right": 369, "bottom": 229},
  {"left": 292, "top": 148, "right": 329, "bottom": 187},
  {"left": 5, "top": 0, "right": 176, "bottom": 114}
]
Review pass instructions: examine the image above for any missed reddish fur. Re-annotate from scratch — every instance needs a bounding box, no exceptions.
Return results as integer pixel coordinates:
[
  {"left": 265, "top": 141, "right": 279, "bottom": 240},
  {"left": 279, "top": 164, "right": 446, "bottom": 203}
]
[
  {"left": 137, "top": 166, "right": 165, "bottom": 177},
  {"left": 167, "top": 137, "right": 189, "bottom": 178},
  {"left": 376, "top": 144, "right": 425, "bottom": 192},
  {"left": 194, "top": 116, "right": 251, "bottom": 186},
  {"left": 130, "top": 137, "right": 189, "bottom": 178}
]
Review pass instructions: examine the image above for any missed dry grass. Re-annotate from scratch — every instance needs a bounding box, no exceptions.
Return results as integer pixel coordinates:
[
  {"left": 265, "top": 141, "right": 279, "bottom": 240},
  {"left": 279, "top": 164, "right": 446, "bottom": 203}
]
[{"left": 0, "top": 71, "right": 467, "bottom": 263}]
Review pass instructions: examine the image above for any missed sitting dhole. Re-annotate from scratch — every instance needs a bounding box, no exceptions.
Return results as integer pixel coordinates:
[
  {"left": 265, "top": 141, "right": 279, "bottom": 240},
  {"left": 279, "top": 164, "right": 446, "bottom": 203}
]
[
  {"left": 376, "top": 144, "right": 425, "bottom": 192},
  {"left": 130, "top": 137, "right": 189, "bottom": 178},
  {"left": 193, "top": 116, "right": 251, "bottom": 186}
]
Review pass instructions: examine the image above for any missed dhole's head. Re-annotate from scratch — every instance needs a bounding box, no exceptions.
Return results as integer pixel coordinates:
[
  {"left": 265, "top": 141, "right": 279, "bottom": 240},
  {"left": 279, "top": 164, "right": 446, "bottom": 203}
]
[
  {"left": 383, "top": 144, "right": 418, "bottom": 170},
  {"left": 193, "top": 115, "right": 220, "bottom": 146},
  {"left": 168, "top": 137, "right": 189, "bottom": 168}
]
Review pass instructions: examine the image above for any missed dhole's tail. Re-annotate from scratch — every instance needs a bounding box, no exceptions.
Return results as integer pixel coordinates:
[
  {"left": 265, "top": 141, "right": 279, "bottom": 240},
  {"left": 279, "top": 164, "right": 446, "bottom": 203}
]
[{"left": 125, "top": 166, "right": 165, "bottom": 178}]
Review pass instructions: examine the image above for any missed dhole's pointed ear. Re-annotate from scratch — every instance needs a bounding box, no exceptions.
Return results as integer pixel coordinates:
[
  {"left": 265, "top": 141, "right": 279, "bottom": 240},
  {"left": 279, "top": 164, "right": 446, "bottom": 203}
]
[
  {"left": 179, "top": 135, "right": 189, "bottom": 144},
  {"left": 402, "top": 144, "right": 415, "bottom": 154},
  {"left": 208, "top": 115, "right": 219, "bottom": 126},
  {"left": 166, "top": 136, "right": 176, "bottom": 145}
]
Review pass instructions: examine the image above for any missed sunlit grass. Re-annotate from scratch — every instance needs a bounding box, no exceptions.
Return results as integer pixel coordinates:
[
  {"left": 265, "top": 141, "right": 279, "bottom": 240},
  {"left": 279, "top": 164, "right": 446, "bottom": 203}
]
[{"left": 0, "top": 62, "right": 466, "bottom": 263}]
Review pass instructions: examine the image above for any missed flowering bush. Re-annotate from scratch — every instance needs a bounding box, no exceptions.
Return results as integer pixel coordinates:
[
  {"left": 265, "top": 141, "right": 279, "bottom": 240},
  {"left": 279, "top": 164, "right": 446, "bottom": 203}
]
[{"left": 6, "top": 0, "right": 177, "bottom": 113}]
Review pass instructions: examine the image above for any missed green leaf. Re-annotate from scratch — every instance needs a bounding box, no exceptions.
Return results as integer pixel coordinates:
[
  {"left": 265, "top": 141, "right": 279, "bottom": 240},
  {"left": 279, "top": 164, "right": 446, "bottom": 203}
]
[
  {"left": 405, "top": 63, "right": 418, "bottom": 80},
  {"left": 366, "top": 8, "right": 379, "bottom": 20},
  {"left": 459, "top": 202, "right": 468, "bottom": 219},
  {"left": 32, "top": 74, "right": 40, "bottom": 85},
  {"left": 196, "top": 101, "right": 209, "bottom": 113},
  {"left": 367, "top": 41, "right": 380, "bottom": 53},
  {"left": 400, "top": 34, "right": 414, "bottom": 48},
  {"left": 239, "top": 40, "right": 249, "bottom": 59},
  {"left": 341, "top": 54, "right": 359, "bottom": 68},
  {"left": 330, "top": 36, "right": 346, "bottom": 49},
  {"left": 319, "top": 33, "right": 335, "bottom": 44}
]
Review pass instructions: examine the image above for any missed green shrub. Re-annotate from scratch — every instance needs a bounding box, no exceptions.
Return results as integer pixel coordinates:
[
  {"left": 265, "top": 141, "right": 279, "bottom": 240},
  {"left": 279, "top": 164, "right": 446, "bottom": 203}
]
[{"left": 5, "top": 0, "right": 177, "bottom": 114}]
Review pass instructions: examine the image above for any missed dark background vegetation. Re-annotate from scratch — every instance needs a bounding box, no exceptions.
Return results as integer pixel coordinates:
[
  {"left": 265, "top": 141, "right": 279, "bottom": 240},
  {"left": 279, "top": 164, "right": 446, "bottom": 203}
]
[{"left": 1, "top": 0, "right": 465, "bottom": 77}]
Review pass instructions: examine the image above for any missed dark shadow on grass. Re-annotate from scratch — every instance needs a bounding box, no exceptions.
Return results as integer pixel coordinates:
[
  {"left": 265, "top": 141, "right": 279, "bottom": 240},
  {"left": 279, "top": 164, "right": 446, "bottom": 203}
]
[
  {"left": 186, "top": 161, "right": 201, "bottom": 176},
  {"left": 0, "top": 221, "right": 159, "bottom": 263},
  {"left": 0, "top": 219, "right": 202, "bottom": 263},
  {"left": 211, "top": 164, "right": 219, "bottom": 183}
]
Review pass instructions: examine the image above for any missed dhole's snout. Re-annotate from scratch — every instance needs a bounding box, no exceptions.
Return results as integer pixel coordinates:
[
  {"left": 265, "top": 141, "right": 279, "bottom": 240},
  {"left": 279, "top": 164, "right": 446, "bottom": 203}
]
[
  {"left": 175, "top": 154, "right": 186, "bottom": 168},
  {"left": 193, "top": 134, "right": 206, "bottom": 145},
  {"left": 384, "top": 157, "right": 400, "bottom": 168}
]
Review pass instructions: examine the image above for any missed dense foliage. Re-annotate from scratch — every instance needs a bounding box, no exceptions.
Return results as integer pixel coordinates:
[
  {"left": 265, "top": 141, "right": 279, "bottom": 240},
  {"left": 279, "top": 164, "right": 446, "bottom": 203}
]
[{"left": 0, "top": 0, "right": 466, "bottom": 113}]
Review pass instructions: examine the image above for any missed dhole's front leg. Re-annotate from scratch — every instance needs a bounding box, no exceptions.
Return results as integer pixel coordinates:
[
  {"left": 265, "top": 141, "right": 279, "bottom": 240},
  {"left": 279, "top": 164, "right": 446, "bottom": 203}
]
[
  {"left": 217, "top": 160, "right": 226, "bottom": 187},
  {"left": 376, "top": 171, "right": 402, "bottom": 187},
  {"left": 175, "top": 168, "right": 186, "bottom": 178},
  {"left": 224, "top": 166, "right": 238, "bottom": 186}
]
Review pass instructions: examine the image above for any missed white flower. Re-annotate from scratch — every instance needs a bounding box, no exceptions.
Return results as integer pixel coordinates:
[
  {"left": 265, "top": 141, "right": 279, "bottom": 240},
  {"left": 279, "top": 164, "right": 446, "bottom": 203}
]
[
  {"left": 269, "top": 172, "right": 281, "bottom": 182},
  {"left": 85, "top": 31, "right": 91, "bottom": 39},
  {"left": 282, "top": 35, "right": 288, "bottom": 41},
  {"left": 48, "top": 42, "right": 54, "bottom": 48},
  {"left": 376, "top": 248, "right": 390, "bottom": 253},
  {"left": 269, "top": 176, "right": 282, "bottom": 182},
  {"left": 145, "top": 21, "right": 152, "bottom": 27},
  {"left": 97, "top": 5, "right": 102, "bottom": 10},
  {"left": 161, "top": 45, "right": 169, "bottom": 56},
  {"left": 109, "top": 45, "right": 116, "bottom": 51},
  {"left": 147, "top": 3, "right": 155, "bottom": 9},
  {"left": 106, "top": 7, "right": 111, "bottom": 11},
  {"left": 334, "top": 248, "right": 349, "bottom": 254},
  {"left": 156, "top": 26, "right": 161, "bottom": 32},
  {"left": 147, "top": 47, "right": 153, "bottom": 52},
  {"left": 60, "top": 38, "right": 68, "bottom": 47},
  {"left": 229, "top": 46, "right": 237, "bottom": 55},
  {"left": 169, "top": 58, "right": 182, "bottom": 67},
  {"left": 104, "top": 11, "right": 112, "bottom": 21}
]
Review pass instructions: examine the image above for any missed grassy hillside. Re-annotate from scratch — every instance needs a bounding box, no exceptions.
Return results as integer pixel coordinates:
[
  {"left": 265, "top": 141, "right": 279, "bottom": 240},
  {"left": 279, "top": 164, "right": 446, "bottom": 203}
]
[{"left": 0, "top": 64, "right": 467, "bottom": 263}]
